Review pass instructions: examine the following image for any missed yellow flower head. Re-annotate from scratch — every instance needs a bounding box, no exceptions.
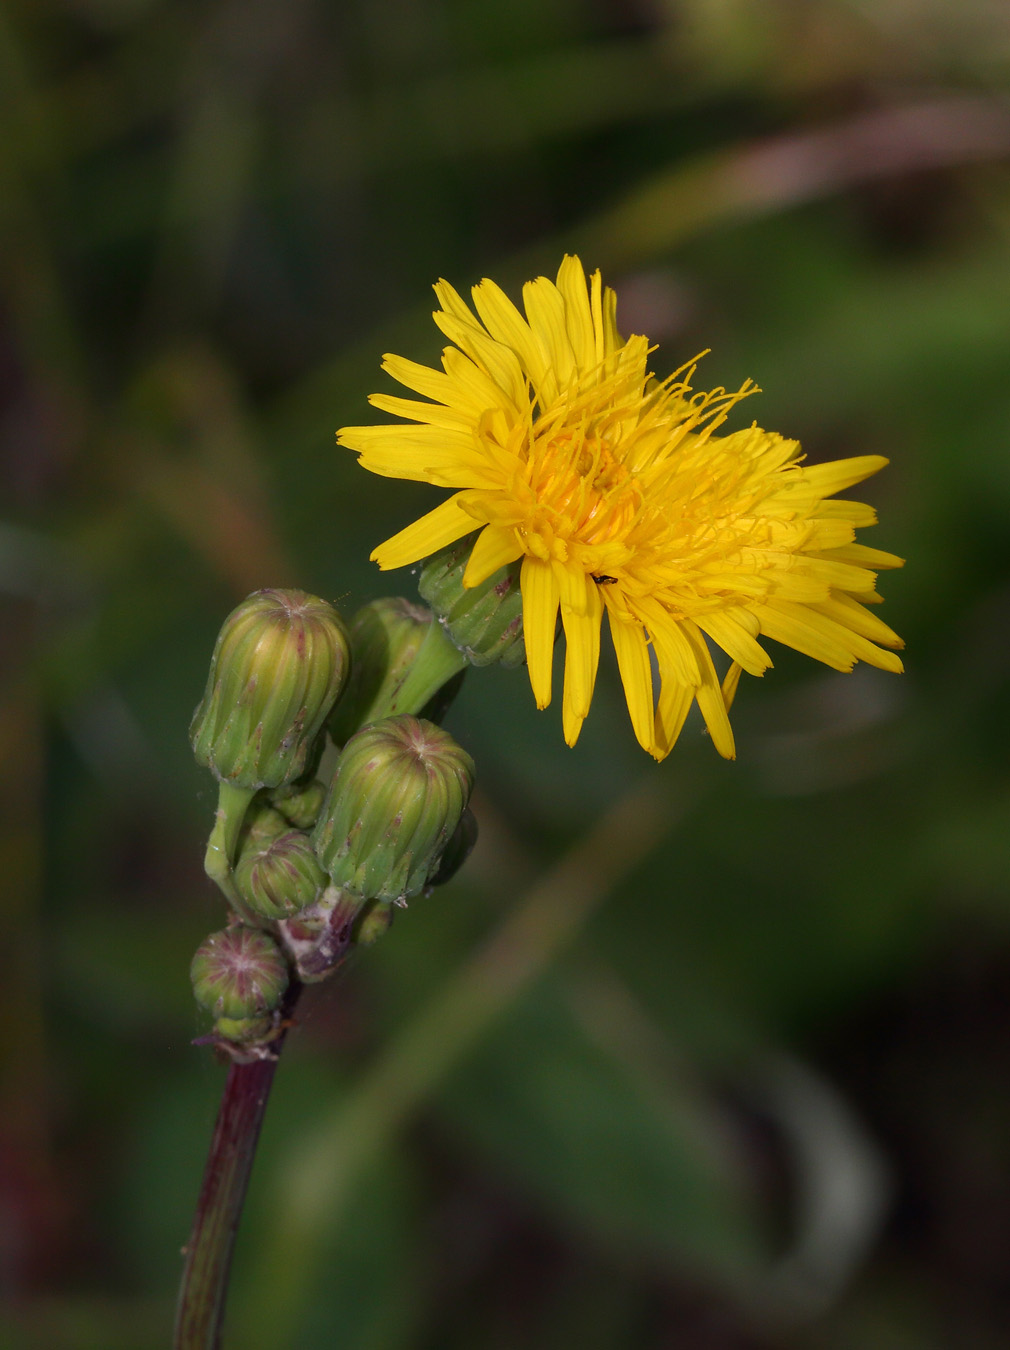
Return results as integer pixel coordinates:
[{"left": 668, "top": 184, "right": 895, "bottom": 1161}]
[{"left": 339, "top": 255, "right": 903, "bottom": 761}]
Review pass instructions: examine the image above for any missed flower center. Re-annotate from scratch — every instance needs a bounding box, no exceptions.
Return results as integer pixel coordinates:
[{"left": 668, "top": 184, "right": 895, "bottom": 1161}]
[{"left": 528, "top": 433, "right": 640, "bottom": 549}]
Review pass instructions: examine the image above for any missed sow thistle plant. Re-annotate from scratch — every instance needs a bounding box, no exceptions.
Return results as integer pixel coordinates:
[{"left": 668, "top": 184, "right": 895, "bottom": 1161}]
[{"left": 175, "top": 256, "right": 903, "bottom": 1347}]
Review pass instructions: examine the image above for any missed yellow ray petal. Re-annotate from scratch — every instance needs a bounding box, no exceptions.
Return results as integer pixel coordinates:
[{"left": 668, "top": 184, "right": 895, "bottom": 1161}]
[
  {"left": 555, "top": 557, "right": 592, "bottom": 616},
  {"left": 462, "top": 525, "right": 524, "bottom": 588},
  {"left": 438, "top": 345, "right": 513, "bottom": 414},
  {"left": 381, "top": 353, "right": 470, "bottom": 408},
  {"left": 638, "top": 601, "right": 700, "bottom": 687},
  {"left": 812, "top": 543, "right": 905, "bottom": 571},
  {"left": 368, "top": 393, "right": 473, "bottom": 432},
  {"left": 800, "top": 455, "right": 888, "bottom": 497},
  {"left": 371, "top": 495, "right": 478, "bottom": 570},
  {"left": 806, "top": 519, "right": 857, "bottom": 550},
  {"left": 589, "top": 268, "right": 606, "bottom": 366},
  {"left": 434, "top": 312, "right": 525, "bottom": 410},
  {"left": 342, "top": 423, "right": 489, "bottom": 487},
  {"left": 470, "top": 277, "right": 555, "bottom": 403},
  {"left": 355, "top": 455, "right": 487, "bottom": 490},
  {"left": 814, "top": 498, "right": 878, "bottom": 527},
  {"left": 558, "top": 568, "right": 603, "bottom": 746},
  {"left": 811, "top": 593, "right": 904, "bottom": 649},
  {"left": 798, "top": 556, "right": 879, "bottom": 594},
  {"left": 432, "top": 277, "right": 480, "bottom": 326},
  {"left": 754, "top": 600, "right": 858, "bottom": 671},
  {"left": 522, "top": 276, "right": 576, "bottom": 391},
  {"left": 721, "top": 662, "right": 743, "bottom": 712},
  {"left": 608, "top": 610, "right": 655, "bottom": 753},
  {"left": 521, "top": 556, "right": 560, "bottom": 709},
  {"left": 339, "top": 423, "right": 474, "bottom": 456},
  {"left": 556, "top": 255, "right": 595, "bottom": 374},
  {"left": 652, "top": 678, "right": 694, "bottom": 762},
  {"left": 682, "top": 621, "right": 736, "bottom": 760},
  {"left": 694, "top": 609, "right": 772, "bottom": 677},
  {"left": 805, "top": 603, "right": 905, "bottom": 672},
  {"left": 600, "top": 278, "right": 621, "bottom": 354}
]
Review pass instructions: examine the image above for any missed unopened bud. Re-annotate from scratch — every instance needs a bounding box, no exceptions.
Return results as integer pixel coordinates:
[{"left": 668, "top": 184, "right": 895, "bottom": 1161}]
[
  {"left": 235, "top": 830, "right": 327, "bottom": 921},
  {"left": 238, "top": 801, "right": 290, "bottom": 853},
  {"left": 419, "top": 536, "right": 524, "bottom": 668},
  {"left": 270, "top": 779, "right": 327, "bottom": 830},
  {"left": 312, "top": 715, "right": 475, "bottom": 903},
  {"left": 190, "top": 926, "right": 289, "bottom": 1039},
  {"left": 329, "top": 598, "right": 433, "bottom": 742},
  {"left": 190, "top": 588, "right": 351, "bottom": 790},
  {"left": 214, "top": 1014, "right": 273, "bottom": 1043},
  {"left": 355, "top": 900, "right": 394, "bottom": 946}
]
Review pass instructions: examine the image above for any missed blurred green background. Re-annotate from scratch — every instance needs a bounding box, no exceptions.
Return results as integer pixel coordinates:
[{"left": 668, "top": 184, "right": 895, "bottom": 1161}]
[{"left": 3, "top": 0, "right": 1010, "bottom": 1346}]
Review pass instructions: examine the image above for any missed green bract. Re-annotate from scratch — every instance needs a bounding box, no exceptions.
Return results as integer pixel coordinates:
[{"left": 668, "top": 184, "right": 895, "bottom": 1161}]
[
  {"left": 190, "top": 588, "right": 351, "bottom": 790},
  {"left": 312, "top": 715, "right": 475, "bottom": 903},
  {"left": 419, "top": 536, "right": 525, "bottom": 668}
]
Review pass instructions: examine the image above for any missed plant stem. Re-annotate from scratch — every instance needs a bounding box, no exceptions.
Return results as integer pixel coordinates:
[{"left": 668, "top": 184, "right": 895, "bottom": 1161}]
[
  {"left": 174, "top": 985, "right": 302, "bottom": 1350},
  {"left": 203, "top": 782, "right": 258, "bottom": 922},
  {"left": 386, "top": 618, "right": 467, "bottom": 719}
]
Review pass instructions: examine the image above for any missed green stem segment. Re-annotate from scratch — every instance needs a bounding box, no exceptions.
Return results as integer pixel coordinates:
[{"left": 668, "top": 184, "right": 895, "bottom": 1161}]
[
  {"left": 174, "top": 987, "right": 301, "bottom": 1350},
  {"left": 204, "top": 783, "right": 257, "bottom": 922},
  {"left": 383, "top": 618, "right": 467, "bottom": 720}
]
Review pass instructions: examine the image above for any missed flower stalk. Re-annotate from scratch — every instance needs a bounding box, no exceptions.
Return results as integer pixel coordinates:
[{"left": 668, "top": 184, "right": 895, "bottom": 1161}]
[
  {"left": 174, "top": 985, "right": 300, "bottom": 1350},
  {"left": 203, "top": 783, "right": 257, "bottom": 921},
  {"left": 177, "top": 579, "right": 483, "bottom": 1345}
]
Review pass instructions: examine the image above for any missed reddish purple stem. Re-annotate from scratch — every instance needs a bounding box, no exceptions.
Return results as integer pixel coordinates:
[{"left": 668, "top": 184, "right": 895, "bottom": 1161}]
[{"left": 174, "top": 992, "right": 300, "bottom": 1350}]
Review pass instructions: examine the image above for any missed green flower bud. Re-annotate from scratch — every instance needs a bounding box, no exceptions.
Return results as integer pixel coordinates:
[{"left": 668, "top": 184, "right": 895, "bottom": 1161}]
[
  {"left": 418, "top": 535, "right": 525, "bottom": 668},
  {"left": 235, "top": 829, "right": 327, "bottom": 921},
  {"left": 270, "top": 779, "right": 327, "bottom": 830},
  {"left": 312, "top": 715, "right": 475, "bottom": 903},
  {"left": 214, "top": 1014, "right": 273, "bottom": 1043},
  {"left": 190, "top": 926, "right": 289, "bottom": 1024},
  {"left": 237, "top": 800, "right": 290, "bottom": 854},
  {"left": 190, "top": 588, "right": 351, "bottom": 790},
  {"left": 329, "top": 598, "right": 431, "bottom": 742},
  {"left": 355, "top": 900, "right": 395, "bottom": 947},
  {"left": 329, "top": 597, "right": 468, "bottom": 741},
  {"left": 427, "top": 807, "right": 478, "bottom": 888}
]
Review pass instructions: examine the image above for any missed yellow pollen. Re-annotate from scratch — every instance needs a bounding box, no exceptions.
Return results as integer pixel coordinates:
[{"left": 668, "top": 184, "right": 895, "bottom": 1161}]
[{"left": 528, "top": 433, "right": 640, "bottom": 548}]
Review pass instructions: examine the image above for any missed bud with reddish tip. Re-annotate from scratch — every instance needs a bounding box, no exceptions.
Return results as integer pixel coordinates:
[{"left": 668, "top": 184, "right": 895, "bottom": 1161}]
[
  {"left": 190, "top": 588, "right": 351, "bottom": 790},
  {"left": 312, "top": 715, "right": 475, "bottom": 904},
  {"left": 190, "top": 925, "right": 289, "bottom": 1043},
  {"left": 235, "top": 830, "right": 327, "bottom": 921},
  {"left": 419, "top": 536, "right": 525, "bottom": 668}
]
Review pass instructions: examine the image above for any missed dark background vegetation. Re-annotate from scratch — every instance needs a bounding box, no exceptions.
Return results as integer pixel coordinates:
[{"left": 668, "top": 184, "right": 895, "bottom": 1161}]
[{"left": 3, "top": 0, "right": 1010, "bottom": 1345}]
